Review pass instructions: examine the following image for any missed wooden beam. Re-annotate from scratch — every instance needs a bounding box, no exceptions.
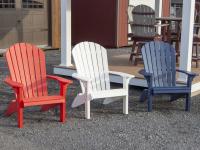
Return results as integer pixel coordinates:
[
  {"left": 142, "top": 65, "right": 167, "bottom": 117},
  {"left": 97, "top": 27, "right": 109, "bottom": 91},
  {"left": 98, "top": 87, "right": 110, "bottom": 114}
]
[
  {"left": 117, "top": 0, "right": 128, "bottom": 47},
  {"left": 51, "top": 0, "right": 61, "bottom": 48}
]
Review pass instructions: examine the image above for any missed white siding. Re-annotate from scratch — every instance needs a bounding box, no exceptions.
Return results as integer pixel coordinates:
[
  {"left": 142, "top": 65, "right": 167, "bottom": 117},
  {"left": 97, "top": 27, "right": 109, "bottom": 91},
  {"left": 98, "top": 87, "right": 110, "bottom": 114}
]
[{"left": 129, "top": 0, "right": 155, "bottom": 9}]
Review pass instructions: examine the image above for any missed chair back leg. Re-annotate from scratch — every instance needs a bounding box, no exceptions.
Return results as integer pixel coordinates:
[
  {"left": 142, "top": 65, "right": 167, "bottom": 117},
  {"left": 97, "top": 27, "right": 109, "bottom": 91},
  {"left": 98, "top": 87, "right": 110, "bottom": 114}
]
[
  {"left": 147, "top": 91, "right": 153, "bottom": 112},
  {"left": 140, "top": 89, "right": 148, "bottom": 102},
  {"left": 60, "top": 102, "right": 66, "bottom": 123}
]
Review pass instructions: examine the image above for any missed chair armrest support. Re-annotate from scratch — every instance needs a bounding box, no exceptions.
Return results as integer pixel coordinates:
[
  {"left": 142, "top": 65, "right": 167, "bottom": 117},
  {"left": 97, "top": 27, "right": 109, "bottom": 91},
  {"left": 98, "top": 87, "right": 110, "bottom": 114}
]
[
  {"left": 47, "top": 75, "right": 73, "bottom": 96},
  {"left": 109, "top": 71, "right": 135, "bottom": 79},
  {"left": 4, "top": 76, "right": 23, "bottom": 101},
  {"left": 4, "top": 76, "right": 23, "bottom": 89},
  {"left": 176, "top": 69, "right": 198, "bottom": 77},
  {"left": 176, "top": 69, "right": 198, "bottom": 87},
  {"left": 109, "top": 71, "right": 135, "bottom": 89},
  {"left": 139, "top": 69, "right": 153, "bottom": 88}
]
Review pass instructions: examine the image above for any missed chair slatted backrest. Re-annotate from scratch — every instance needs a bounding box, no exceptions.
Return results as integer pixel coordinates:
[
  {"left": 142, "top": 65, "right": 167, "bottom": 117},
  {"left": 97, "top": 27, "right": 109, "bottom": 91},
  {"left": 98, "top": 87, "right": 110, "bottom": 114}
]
[
  {"left": 72, "top": 42, "right": 110, "bottom": 92},
  {"left": 141, "top": 41, "right": 176, "bottom": 87},
  {"left": 131, "top": 5, "right": 156, "bottom": 37},
  {"left": 6, "top": 43, "right": 48, "bottom": 98}
]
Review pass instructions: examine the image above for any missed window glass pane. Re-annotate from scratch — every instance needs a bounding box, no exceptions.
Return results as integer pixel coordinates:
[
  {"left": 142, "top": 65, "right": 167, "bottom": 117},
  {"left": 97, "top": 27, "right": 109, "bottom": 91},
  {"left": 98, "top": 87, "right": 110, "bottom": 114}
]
[
  {"left": 22, "top": 0, "right": 44, "bottom": 9},
  {"left": 0, "top": 0, "right": 15, "bottom": 9}
]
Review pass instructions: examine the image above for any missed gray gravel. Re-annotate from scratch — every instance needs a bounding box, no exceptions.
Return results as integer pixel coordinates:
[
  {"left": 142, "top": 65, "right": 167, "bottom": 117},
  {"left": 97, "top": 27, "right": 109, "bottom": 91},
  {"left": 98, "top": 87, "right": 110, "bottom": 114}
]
[{"left": 0, "top": 49, "right": 200, "bottom": 150}]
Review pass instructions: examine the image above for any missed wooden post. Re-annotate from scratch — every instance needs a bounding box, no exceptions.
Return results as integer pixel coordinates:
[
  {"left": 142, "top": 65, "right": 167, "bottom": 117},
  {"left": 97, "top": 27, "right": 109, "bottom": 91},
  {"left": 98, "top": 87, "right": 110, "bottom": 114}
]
[
  {"left": 179, "top": 0, "right": 195, "bottom": 81},
  {"left": 51, "top": 0, "right": 61, "bottom": 48},
  {"left": 60, "top": 0, "right": 72, "bottom": 67}
]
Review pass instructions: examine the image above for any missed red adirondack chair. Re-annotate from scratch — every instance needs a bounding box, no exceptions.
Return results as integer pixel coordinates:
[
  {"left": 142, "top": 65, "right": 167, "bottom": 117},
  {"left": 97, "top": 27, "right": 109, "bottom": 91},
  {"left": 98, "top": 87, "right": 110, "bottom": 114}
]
[{"left": 4, "top": 43, "right": 73, "bottom": 128}]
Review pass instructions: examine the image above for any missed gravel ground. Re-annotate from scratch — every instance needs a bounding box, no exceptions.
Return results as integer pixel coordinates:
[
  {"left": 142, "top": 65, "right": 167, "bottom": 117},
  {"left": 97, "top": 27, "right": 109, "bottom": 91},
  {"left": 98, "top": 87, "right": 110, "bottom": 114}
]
[{"left": 0, "top": 49, "right": 200, "bottom": 150}]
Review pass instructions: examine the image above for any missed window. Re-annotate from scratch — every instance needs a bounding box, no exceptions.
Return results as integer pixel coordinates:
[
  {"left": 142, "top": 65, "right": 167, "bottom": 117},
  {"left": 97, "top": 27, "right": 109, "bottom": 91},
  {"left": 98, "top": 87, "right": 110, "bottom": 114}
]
[
  {"left": 22, "top": 0, "right": 44, "bottom": 9},
  {"left": 0, "top": 0, "right": 15, "bottom": 8}
]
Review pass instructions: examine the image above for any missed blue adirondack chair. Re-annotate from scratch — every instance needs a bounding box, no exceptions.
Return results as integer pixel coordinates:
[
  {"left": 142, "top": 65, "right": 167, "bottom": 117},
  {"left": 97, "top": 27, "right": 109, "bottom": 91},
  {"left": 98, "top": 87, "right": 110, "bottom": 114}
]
[{"left": 140, "top": 41, "right": 197, "bottom": 112}]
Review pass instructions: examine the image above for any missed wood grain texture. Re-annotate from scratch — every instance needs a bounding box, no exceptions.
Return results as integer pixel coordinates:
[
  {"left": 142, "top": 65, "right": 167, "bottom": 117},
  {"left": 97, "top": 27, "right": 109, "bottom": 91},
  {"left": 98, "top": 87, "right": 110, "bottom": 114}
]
[
  {"left": 51, "top": 0, "right": 61, "bottom": 48},
  {"left": 131, "top": 5, "right": 156, "bottom": 38}
]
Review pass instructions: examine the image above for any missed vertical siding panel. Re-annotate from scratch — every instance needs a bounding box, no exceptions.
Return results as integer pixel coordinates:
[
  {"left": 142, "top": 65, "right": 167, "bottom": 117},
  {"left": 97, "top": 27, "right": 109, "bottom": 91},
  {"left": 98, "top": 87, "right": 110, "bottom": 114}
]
[{"left": 162, "top": 0, "right": 170, "bottom": 17}]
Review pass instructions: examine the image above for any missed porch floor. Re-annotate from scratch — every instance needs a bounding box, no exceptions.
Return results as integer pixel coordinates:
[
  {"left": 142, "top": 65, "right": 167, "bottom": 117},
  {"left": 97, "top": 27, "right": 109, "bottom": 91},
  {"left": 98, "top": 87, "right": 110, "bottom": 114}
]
[
  {"left": 62, "top": 52, "right": 200, "bottom": 84},
  {"left": 108, "top": 53, "right": 200, "bottom": 84}
]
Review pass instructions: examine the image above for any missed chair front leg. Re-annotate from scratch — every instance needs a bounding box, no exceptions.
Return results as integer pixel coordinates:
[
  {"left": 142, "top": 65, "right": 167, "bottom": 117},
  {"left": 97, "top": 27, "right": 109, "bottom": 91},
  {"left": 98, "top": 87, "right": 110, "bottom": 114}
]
[
  {"left": 185, "top": 93, "right": 191, "bottom": 111},
  {"left": 16, "top": 88, "right": 24, "bottom": 128},
  {"left": 122, "top": 77, "right": 131, "bottom": 115},
  {"left": 84, "top": 82, "right": 91, "bottom": 119},
  {"left": 123, "top": 95, "right": 128, "bottom": 115},
  {"left": 60, "top": 102, "right": 66, "bottom": 123},
  {"left": 17, "top": 104, "right": 23, "bottom": 128},
  {"left": 85, "top": 96, "right": 91, "bottom": 119},
  {"left": 60, "top": 83, "right": 68, "bottom": 122}
]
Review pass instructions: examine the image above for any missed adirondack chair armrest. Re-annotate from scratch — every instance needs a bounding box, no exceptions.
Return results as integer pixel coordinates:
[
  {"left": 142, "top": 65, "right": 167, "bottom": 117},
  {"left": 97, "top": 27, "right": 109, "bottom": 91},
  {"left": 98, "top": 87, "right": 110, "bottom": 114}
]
[
  {"left": 4, "top": 76, "right": 23, "bottom": 89},
  {"left": 47, "top": 75, "right": 73, "bottom": 96},
  {"left": 139, "top": 69, "right": 153, "bottom": 77},
  {"left": 109, "top": 71, "right": 135, "bottom": 79},
  {"left": 4, "top": 77, "right": 24, "bottom": 101},
  {"left": 109, "top": 71, "right": 135, "bottom": 89},
  {"left": 176, "top": 69, "right": 198, "bottom": 77},
  {"left": 176, "top": 69, "right": 198, "bottom": 87},
  {"left": 72, "top": 73, "right": 91, "bottom": 83},
  {"left": 47, "top": 75, "right": 73, "bottom": 84}
]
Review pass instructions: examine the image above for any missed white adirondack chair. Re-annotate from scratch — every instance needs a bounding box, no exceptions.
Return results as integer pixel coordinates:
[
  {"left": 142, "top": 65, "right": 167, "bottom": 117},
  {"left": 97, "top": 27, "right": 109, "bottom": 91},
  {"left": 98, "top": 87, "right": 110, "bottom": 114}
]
[{"left": 71, "top": 42, "right": 135, "bottom": 119}]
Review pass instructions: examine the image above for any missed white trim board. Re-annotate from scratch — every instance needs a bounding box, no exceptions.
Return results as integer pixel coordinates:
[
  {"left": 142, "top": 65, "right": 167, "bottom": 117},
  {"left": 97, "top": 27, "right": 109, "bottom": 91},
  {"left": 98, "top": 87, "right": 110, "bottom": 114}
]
[
  {"left": 54, "top": 66, "right": 200, "bottom": 95},
  {"left": 192, "top": 82, "right": 200, "bottom": 93},
  {"left": 54, "top": 66, "right": 147, "bottom": 87}
]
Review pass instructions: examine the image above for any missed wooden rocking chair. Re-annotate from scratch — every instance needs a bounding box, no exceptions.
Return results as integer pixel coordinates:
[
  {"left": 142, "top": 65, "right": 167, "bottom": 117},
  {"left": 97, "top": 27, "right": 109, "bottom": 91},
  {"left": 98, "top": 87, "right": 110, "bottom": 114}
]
[{"left": 4, "top": 43, "right": 73, "bottom": 128}]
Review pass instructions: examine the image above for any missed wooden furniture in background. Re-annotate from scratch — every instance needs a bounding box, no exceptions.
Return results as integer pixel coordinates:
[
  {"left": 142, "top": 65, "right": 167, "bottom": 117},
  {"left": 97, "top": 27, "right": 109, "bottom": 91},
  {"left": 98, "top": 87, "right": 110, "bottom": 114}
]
[
  {"left": 192, "top": 1, "right": 200, "bottom": 67},
  {"left": 128, "top": 5, "right": 168, "bottom": 65},
  {"left": 156, "top": 17, "right": 182, "bottom": 61},
  {"left": 4, "top": 43, "right": 72, "bottom": 128},
  {"left": 140, "top": 41, "right": 197, "bottom": 112},
  {"left": 71, "top": 42, "right": 134, "bottom": 119}
]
